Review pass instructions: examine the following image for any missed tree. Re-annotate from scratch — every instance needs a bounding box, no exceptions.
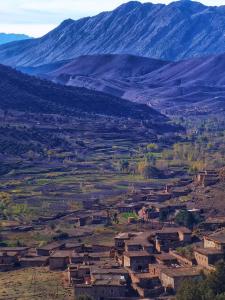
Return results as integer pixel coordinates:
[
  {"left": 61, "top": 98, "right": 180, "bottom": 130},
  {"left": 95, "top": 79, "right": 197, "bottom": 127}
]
[
  {"left": 207, "top": 261, "right": 225, "bottom": 295},
  {"left": 0, "top": 192, "right": 11, "bottom": 218},
  {"left": 176, "top": 261, "right": 225, "bottom": 300},
  {"left": 159, "top": 210, "right": 169, "bottom": 222},
  {"left": 176, "top": 279, "right": 207, "bottom": 300},
  {"left": 137, "top": 161, "right": 161, "bottom": 179},
  {"left": 175, "top": 210, "right": 200, "bottom": 229}
]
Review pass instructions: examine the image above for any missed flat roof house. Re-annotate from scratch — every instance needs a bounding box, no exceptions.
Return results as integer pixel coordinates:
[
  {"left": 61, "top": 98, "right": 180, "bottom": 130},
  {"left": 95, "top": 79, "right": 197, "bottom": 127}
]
[
  {"left": 194, "top": 248, "right": 224, "bottom": 269},
  {"left": 0, "top": 252, "right": 18, "bottom": 271},
  {"left": 204, "top": 230, "right": 225, "bottom": 251},
  {"left": 74, "top": 278, "right": 127, "bottom": 300},
  {"left": 49, "top": 250, "right": 72, "bottom": 270},
  {"left": 123, "top": 251, "right": 154, "bottom": 272},
  {"left": 36, "top": 242, "right": 65, "bottom": 256},
  {"left": 0, "top": 247, "right": 29, "bottom": 257},
  {"left": 160, "top": 267, "right": 202, "bottom": 291}
]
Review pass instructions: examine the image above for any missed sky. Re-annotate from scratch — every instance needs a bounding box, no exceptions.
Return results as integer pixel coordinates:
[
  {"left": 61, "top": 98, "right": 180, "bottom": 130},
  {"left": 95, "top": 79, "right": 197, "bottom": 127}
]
[{"left": 0, "top": 0, "right": 224, "bottom": 37}]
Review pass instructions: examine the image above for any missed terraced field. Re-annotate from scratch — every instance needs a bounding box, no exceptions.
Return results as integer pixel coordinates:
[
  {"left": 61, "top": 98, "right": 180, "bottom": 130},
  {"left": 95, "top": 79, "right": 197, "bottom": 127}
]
[{"left": 0, "top": 112, "right": 177, "bottom": 217}]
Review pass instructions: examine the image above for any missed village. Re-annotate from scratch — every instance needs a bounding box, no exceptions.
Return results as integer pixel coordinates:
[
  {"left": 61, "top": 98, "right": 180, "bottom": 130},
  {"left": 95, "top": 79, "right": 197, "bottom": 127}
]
[{"left": 1, "top": 169, "right": 225, "bottom": 300}]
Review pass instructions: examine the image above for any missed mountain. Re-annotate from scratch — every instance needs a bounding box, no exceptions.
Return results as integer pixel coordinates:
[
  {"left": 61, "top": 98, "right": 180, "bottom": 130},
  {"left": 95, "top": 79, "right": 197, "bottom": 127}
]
[
  {"left": 0, "top": 63, "right": 167, "bottom": 122},
  {"left": 19, "top": 54, "right": 169, "bottom": 97},
  {"left": 26, "top": 53, "right": 225, "bottom": 116},
  {"left": 1, "top": 1, "right": 225, "bottom": 66},
  {"left": 0, "top": 33, "right": 31, "bottom": 45}
]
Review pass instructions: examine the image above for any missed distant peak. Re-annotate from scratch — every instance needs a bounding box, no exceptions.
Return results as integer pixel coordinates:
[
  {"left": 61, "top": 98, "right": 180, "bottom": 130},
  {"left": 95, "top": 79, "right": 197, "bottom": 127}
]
[
  {"left": 170, "top": 0, "right": 205, "bottom": 6},
  {"left": 116, "top": 1, "right": 142, "bottom": 11},
  {"left": 59, "top": 18, "right": 74, "bottom": 27}
]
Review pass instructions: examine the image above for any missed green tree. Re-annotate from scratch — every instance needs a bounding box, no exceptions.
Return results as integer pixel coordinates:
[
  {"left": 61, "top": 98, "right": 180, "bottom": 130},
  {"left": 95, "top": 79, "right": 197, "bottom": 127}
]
[
  {"left": 175, "top": 210, "right": 200, "bottom": 229},
  {"left": 176, "top": 280, "right": 204, "bottom": 300},
  {"left": 207, "top": 261, "right": 225, "bottom": 295},
  {"left": 176, "top": 261, "right": 225, "bottom": 300}
]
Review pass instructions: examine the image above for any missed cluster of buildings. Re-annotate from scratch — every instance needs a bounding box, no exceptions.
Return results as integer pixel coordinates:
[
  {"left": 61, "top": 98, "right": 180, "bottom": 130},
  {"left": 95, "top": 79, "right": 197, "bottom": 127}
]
[
  {"left": 2, "top": 226, "right": 223, "bottom": 299},
  {"left": 1, "top": 172, "right": 225, "bottom": 299}
]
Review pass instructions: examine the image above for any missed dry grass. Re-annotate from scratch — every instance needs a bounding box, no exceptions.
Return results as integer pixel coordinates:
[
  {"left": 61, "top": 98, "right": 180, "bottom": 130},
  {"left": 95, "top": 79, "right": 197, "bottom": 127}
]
[{"left": 0, "top": 267, "right": 73, "bottom": 300}]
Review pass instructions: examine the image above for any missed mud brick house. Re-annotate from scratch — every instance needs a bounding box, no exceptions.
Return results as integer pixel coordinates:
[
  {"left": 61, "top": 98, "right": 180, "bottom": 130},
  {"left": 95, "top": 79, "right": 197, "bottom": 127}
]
[
  {"left": 64, "top": 242, "right": 84, "bottom": 252},
  {"left": 73, "top": 263, "right": 128, "bottom": 299},
  {"left": 194, "top": 248, "right": 224, "bottom": 269},
  {"left": 36, "top": 242, "right": 65, "bottom": 256},
  {"left": 201, "top": 217, "right": 225, "bottom": 231},
  {"left": 195, "top": 170, "right": 219, "bottom": 187},
  {"left": 0, "top": 252, "right": 18, "bottom": 271},
  {"left": 68, "top": 264, "right": 91, "bottom": 284},
  {"left": 124, "top": 235, "right": 154, "bottom": 254},
  {"left": 114, "top": 232, "right": 142, "bottom": 250},
  {"left": 116, "top": 203, "right": 143, "bottom": 214},
  {"left": 131, "top": 272, "right": 164, "bottom": 298},
  {"left": 144, "top": 189, "right": 172, "bottom": 203},
  {"left": 154, "top": 227, "right": 192, "bottom": 252},
  {"left": 155, "top": 253, "right": 178, "bottom": 266},
  {"left": 0, "top": 247, "right": 29, "bottom": 257},
  {"left": 123, "top": 251, "right": 154, "bottom": 272},
  {"left": 125, "top": 240, "right": 147, "bottom": 252},
  {"left": 204, "top": 230, "right": 225, "bottom": 251},
  {"left": 20, "top": 256, "right": 49, "bottom": 268},
  {"left": 91, "top": 212, "right": 109, "bottom": 225},
  {"left": 74, "top": 278, "right": 127, "bottom": 300},
  {"left": 91, "top": 267, "right": 129, "bottom": 282},
  {"left": 149, "top": 263, "right": 170, "bottom": 277},
  {"left": 160, "top": 267, "right": 202, "bottom": 291},
  {"left": 49, "top": 250, "right": 72, "bottom": 270},
  {"left": 91, "top": 245, "right": 112, "bottom": 253},
  {"left": 70, "top": 252, "right": 104, "bottom": 265}
]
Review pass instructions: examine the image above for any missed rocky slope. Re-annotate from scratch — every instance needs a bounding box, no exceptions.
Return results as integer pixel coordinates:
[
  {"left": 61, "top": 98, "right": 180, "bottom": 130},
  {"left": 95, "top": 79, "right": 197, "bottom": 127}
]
[
  {"left": 1, "top": 1, "right": 225, "bottom": 66},
  {"left": 0, "top": 63, "right": 167, "bottom": 122},
  {"left": 24, "top": 53, "right": 225, "bottom": 116}
]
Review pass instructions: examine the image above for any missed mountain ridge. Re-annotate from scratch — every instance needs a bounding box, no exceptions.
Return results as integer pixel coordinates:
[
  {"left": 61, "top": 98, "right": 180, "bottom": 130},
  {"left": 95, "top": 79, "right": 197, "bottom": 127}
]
[
  {"left": 23, "top": 53, "right": 225, "bottom": 116},
  {"left": 0, "top": 63, "right": 168, "bottom": 123},
  {"left": 1, "top": 1, "right": 225, "bottom": 66},
  {"left": 0, "top": 33, "right": 31, "bottom": 45}
]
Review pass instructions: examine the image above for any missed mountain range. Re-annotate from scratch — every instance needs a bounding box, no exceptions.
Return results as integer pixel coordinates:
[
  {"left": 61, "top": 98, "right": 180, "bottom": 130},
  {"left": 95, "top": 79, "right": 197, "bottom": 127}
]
[
  {"left": 0, "top": 63, "right": 168, "bottom": 123},
  {"left": 1, "top": 1, "right": 225, "bottom": 67},
  {"left": 0, "top": 33, "right": 31, "bottom": 45},
  {"left": 20, "top": 52, "right": 225, "bottom": 116}
]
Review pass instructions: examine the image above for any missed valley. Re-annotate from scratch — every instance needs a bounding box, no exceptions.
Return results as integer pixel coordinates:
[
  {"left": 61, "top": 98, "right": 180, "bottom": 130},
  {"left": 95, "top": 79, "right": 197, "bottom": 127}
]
[
  {"left": 20, "top": 53, "right": 225, "bottom": 117},
  {"left": 1, "top": 1, "right": 225, "bottom": 300}
]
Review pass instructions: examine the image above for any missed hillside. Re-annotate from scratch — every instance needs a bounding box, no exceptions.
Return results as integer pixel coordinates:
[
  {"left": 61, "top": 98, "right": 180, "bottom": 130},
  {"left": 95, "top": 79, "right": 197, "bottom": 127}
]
[
  {"left": 0, "top": 63, "right": 181, "bottom": 217},
  {"left": 1, "top": 1, "right": 225, "bottom": 66},
  {"left": 0, "top": 33, "right": 31, "bottom": 45},
  {"left": 0, "top": 64, "right": 166, "bottom": 122},
  {"left": 31, "top": 53, "right": 225, "bottom": 116}
]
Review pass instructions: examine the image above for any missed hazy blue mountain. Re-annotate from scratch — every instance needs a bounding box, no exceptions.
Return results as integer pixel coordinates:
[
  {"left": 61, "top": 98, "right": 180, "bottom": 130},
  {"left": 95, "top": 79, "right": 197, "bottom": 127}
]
[
  {"left": 0, "top": 33, "right": 31, "bottom": 45},
  {"left": 1, "top": 1, "right": 225, "bottom": 66}
]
